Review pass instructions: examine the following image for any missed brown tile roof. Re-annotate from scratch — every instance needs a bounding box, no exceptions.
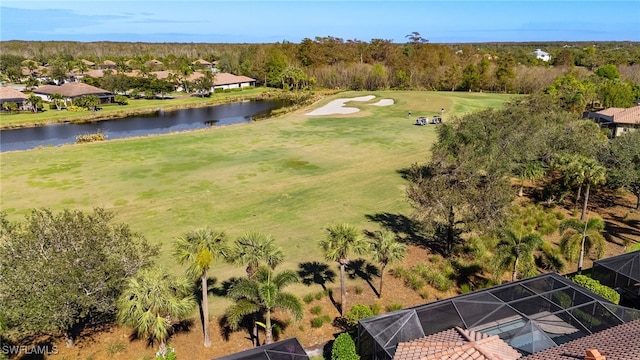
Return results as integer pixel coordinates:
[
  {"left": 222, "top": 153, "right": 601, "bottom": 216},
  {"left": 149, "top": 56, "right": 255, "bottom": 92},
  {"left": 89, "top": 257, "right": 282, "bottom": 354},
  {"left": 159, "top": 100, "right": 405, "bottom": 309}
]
[
  {"left": 150, "top": 70, "right": 172, "bottom": 80},
  {"left": 192, "top": 58, "right": 211, "bottom": 65},
  {"left": 0, "top": 86, "right": 28, "bottom": 101},
  {"left": 595, "top": 106, "right": 640, "bottom": 125},
  {"left": 213, "top": 72, "right": 256, "bottom": 86},
  {"left": 80, "top": 59, "right": 95, "bottom": 66},
  {"left": 394, "top": 327, "right": 522, "bottom": 360},
  {"left": 34, "top": 82, "right": 112, "bottom": 98},
  {"left": 101, "top": 60, "right": 117, "bottom": 66},
  {"left": 522, "top": 319, "right": 640, "bottom": 360}
]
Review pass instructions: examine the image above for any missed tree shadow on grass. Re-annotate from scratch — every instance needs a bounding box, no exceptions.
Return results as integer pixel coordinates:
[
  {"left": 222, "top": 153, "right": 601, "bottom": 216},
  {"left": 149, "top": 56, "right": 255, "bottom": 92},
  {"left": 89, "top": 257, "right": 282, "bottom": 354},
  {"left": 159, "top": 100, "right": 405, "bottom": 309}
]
[
  {"left": 297, "top": 261, "right": 336, "bottom": 291},
  {"left": 217, "top": 312, "right": 290, "bottom": 346},
  {"left": 346, "top": 258, "right": 380, "bottom": 298},
  {"left": 365, "top": 212, "right": 447, "bottom": 255},
  {"left": 297, "top": 261, "right": 340, "bottom": 313}
]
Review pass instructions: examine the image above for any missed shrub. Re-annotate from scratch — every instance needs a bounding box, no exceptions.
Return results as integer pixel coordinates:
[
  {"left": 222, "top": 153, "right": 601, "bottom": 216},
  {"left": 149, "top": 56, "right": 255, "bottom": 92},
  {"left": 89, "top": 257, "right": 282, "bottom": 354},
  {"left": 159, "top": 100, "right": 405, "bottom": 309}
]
[
  {"left": 386, "top": 302, "right": 403, "bottom": 312},
  {"left": 355, "top": 285, "right": 363, "bottom": 295},
  {"left": 311, "top": 315, "right": 331, "bottom": 328},
  {"left": 155, "top": 345, "right": 176, "bottom": 360},
  {"left": 572, "top": 275, "right": 620, "bottom": 304},
  {"left": 303, "top": 294, "right": 315, "bottom": 304},
  {"left": 460, "top": 283, "right": 472, "bottom": 294},
  {"left": 344, "top": 304, "right": 374, "bottom": 328},
  {"left": 106, "top": 341, "right": 125, "bottom": 355},
  {"left": 418, "top": 288, "right": 430, "bottom": 300},
  {"left": 310, "top": 305, "right": 323, "bottom": 315},
  {"left": 331, "top": 333, "right": 360, "bottom": 360},
  {"left": 76, "top": 131, "right": 107, "bottom": 143},
  {"left": 369, "top": 302, "right": 382, "bottom": 315},
  {"left": 114, "top": 95, "right": 129, "bottom": 105},
  {"left": 314, "top": 291, "right": 325, "bottom": 300},
  {"left": 404, "top": 273, "right": 425, "bottom": 290}
]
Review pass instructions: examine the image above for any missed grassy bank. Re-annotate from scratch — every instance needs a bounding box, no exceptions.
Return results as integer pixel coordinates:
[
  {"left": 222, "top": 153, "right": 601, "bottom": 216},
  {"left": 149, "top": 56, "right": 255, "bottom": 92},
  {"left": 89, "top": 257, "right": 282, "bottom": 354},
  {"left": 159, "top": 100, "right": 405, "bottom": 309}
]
[
  {"left": 0, "top": 90, "right": 516, "bottom": 313},
  {"left": 0, "top": 87, "right": 275, "bottom": 129}
]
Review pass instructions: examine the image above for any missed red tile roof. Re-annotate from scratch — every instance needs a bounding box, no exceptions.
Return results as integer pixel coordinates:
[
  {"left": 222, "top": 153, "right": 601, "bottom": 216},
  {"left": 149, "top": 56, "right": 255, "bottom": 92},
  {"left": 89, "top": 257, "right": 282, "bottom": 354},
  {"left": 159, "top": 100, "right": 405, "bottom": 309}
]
[
  {"left": 0, "top": 86, "right": 28, "bottom": 101},
  {"left": 34, "top": 82, "right": 112, "bottom": 97},
  {"left": 394, "top": 327, "right": 522, "bottom": 360},
  {"left": 595, "top": 106, "right": 640, "bottom": 125},
  {"left": 522, "top": 319, "right": 640, "bottom": 360},
  {"left": 213, "top": 72, "right": 256, "bottom": 86}
]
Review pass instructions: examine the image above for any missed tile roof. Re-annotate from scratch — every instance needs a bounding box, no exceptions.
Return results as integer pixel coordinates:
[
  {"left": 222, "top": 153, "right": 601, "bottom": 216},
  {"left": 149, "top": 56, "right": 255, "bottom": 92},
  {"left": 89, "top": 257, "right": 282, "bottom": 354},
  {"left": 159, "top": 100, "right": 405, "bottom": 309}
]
[
  {"left": 34, "top": 82, "right": 112, "bottom": 97},
  {"left": 394, "top": 327, "right": 522, "bottom": 360},
  {"left": 213, "top": 72, "right": 256, "bottom": 86},
  {"left": 595, "top": 106, "right": 640, "bottom": 124},
  {"left": 80, "top": 59, "right": 95, "bottom": 66},
  {"left": 522, "top": 319, "right": 640, "bottom": 360},
  {"left": 192, "top": 58, "right": 212, "bottom": 65},
  {"left": 0, "top": 86, "right": 28, "bottom": 101}
]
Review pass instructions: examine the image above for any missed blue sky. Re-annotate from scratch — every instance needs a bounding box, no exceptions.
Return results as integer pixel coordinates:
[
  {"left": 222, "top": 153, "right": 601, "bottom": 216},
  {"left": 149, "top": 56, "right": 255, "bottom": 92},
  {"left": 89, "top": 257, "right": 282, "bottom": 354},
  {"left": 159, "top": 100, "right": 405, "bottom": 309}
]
[{"left": 1, "top": 1, "right": 638, "bottom": 43}]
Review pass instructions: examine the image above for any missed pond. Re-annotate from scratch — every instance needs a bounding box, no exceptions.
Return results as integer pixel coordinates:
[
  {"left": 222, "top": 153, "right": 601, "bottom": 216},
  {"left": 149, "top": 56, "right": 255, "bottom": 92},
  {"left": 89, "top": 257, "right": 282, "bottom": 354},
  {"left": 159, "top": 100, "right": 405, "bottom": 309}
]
[{"left": 0, "top": 100, "right": 285, "bottom": 152}]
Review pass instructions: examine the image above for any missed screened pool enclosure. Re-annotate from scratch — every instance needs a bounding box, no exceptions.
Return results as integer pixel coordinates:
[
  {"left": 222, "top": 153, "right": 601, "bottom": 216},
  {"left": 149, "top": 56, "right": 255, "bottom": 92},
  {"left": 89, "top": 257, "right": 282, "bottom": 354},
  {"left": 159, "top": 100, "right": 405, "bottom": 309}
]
[
  {"left": 592, "top": 250, "right": 640, "bottom": 308},
  {"left": 358, "top": 273, "right": 640, "bottom": 359},
  {"left": 214, "top": 338, "right": 309, "bottom": 360}
]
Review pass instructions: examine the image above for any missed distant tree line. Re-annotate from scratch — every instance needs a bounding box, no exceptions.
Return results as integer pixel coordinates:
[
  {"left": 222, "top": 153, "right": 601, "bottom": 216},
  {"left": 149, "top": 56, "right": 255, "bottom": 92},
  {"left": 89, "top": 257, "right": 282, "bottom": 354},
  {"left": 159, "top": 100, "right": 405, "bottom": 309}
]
[{"left": 1, "top": 38, "right": 639, "bottom": 98}]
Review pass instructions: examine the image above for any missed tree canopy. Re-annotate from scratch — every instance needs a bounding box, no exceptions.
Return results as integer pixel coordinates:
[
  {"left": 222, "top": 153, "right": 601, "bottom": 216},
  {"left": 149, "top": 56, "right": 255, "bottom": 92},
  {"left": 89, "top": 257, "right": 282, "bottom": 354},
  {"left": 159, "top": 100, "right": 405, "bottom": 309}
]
[{"left": 0, "top": 208, "right": 158, "bottom": 346}]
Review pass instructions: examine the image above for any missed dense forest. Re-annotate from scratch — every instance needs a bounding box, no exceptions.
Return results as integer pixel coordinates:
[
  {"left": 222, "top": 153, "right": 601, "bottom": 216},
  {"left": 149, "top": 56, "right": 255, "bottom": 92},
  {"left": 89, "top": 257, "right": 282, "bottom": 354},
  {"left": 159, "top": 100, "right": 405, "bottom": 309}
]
[{"left": 1, "top": 39, "right": 639, "bottom": 98}]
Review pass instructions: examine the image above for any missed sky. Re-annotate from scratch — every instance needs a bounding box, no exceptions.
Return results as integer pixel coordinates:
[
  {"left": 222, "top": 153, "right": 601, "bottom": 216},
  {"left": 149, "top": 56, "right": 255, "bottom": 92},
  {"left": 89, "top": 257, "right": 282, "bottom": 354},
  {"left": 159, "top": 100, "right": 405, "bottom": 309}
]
[{"left": 1, "top": 0, "right": 639, "bottom": 44}]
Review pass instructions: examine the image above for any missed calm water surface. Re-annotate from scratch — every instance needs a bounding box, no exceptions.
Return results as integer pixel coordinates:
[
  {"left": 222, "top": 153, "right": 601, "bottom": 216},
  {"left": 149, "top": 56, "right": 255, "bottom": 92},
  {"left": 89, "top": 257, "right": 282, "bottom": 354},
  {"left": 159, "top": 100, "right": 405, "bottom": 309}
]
[{"left": 0, "top": 100, "right": 284, "bottom": 152}]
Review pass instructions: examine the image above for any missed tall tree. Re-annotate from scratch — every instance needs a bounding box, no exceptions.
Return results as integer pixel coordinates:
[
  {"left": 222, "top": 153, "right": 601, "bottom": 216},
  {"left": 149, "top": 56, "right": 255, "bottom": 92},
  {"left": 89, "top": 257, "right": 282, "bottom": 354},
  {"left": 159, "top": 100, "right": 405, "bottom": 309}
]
[
  {"left": 26, "top": 94, "right": 41, "bottom": 112},
  {"left": 225, "top": 267, "right": 303, "bottom": 344},
  {"left": 493, "top": 228, "right": 542, "bottom": 282},
  {"left": 173, "top": 228, "right": 228, "bottom": 347},
  {"left": 0, "top": 208, "right": 157, "bottom": 347},
  {"left": 606, "top": 131, "right": 640, "bottom": 210},
  {"left": 116, "top": 267, "right": 197, "bottom": 352},
  {"left": 229, "top": 231, "right": 284, "bottom": 346},
  {"left": 368, "top": 230, "right": 406, "bottom": 297},
  {"left": 579, "top": 159, "right": 607, "bottom": 221},
  {"left": 559, "top": 217, "right": 606, "bottom": 272},
  {"left": 320, "top": 223, "right": 368, "bottom": 315}
]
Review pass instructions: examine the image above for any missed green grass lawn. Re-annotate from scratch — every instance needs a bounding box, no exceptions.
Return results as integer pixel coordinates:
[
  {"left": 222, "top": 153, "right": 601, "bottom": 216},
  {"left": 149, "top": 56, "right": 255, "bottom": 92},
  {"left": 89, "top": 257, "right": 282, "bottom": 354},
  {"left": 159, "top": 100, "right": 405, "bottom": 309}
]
[{"left": 0, "top": 90, "right": 516, "bottom": 313}]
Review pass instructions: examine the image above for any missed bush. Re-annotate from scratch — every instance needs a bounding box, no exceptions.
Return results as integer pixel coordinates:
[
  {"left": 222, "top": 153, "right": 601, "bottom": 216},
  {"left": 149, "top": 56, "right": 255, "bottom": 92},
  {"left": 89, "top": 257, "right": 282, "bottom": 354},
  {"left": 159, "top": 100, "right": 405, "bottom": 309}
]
[
  {"left": 107, "top": 341, "right": 125, "bottom": 355},
  {"left": 331, "top": 333, "right": 359, "bottom": 360},
  {"left": 114, "top": 95, "right": 129, "bottom": 105},
  {"left": 355, "top": 285, "right": 363, "bottom": 295},
  {"left": 344, "top": 304, "right": 374, "bottom": 328},
  {"left": 311, "top": 315, "right": 331, "bottom": 328},
  {"left": 572, "top": 275, "right": 620, "bottom": 304},
  {"left": 303, "top": 294, "right": 315, "bottom": 304},
  {"left": 76, "top": 131, "right": 107, "bottom": 143},
  {"left": 314, "top": 291, "right": 324, "bottom": 300},
  {"left": 310, "top": 305, "right": 323, "bottom": 315},
  {"left": 385, "top": 302, "right": 403, "bottom": 312}
]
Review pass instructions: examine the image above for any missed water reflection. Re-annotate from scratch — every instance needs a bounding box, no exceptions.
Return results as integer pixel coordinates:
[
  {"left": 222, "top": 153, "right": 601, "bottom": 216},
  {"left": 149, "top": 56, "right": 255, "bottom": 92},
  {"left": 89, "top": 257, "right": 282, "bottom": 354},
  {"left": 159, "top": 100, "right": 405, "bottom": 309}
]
[{"left": 0, "top": 100, "right": 283, "bottom": 152}]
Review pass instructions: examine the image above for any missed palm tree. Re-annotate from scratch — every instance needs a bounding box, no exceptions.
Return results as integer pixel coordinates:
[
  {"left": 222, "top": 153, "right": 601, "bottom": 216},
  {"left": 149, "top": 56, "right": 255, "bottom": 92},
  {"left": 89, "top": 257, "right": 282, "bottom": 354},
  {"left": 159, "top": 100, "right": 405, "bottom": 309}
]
[
  {"left": 231, "top": 231, "right": 284, "bottom": 279},
  {"left": 229, "top": 231, "right": 284, "bottom": 346},
  {"left": 50, "top": 93, "right": 66, "bottom": 110},
  {"left": 26, "top": 94, "right": 40, "bottom": 113},
  {"left": 173, "top": 228, "right": 228, "bottom": 347},
  {"left": 579, "top": 159, "right": 607, "bottom": 221},
  {"left": 116, "top": 267, "right": 197, "bottom": 353},
  {"left": 518, "top": 161, "right": 545, "bottom": 197},
  {"left": 226, "top": 267, "right": 303, "bottom": 344},
  {"left": 320, "top": 223, "right": 368, "bottom": 316},
  {"left": 493, "top": 228, "right": 542, "bottom": 282},
  {"left": 369, "top": 230, "right": 406, "bottom": 297},
  {"left": 559, "top": 217, "right": 606, "bottom": 273}
]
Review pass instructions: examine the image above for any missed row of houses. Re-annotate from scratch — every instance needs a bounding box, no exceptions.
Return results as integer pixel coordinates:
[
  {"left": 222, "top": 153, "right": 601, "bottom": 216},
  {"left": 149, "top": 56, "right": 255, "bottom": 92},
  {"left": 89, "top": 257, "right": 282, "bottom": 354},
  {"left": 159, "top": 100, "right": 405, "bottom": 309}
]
[{"left": 0, "top": 71, "right": 257, "bottom": 110}]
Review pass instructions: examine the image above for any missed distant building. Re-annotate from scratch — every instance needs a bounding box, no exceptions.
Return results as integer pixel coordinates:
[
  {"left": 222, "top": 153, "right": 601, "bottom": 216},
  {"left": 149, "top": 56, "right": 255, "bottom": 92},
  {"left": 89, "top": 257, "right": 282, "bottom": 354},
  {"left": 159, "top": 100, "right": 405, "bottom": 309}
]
[
  {"left": 584, "top": 106, "right": 640, "bottom": 137},
  {"left": 33, "top": 83, "right": 114, "bottom": 104},
  {"left": 0, "top": 85, "right": 28, "bottom": 110},
  {"left": 532, "top": 49, "right": 551, "bottom": 62}
]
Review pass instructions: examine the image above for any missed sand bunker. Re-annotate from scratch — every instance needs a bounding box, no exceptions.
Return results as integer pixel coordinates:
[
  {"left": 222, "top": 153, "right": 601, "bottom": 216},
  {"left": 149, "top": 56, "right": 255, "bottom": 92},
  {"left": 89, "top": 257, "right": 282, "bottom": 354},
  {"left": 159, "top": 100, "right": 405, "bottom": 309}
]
[
  {"left": 305, "top": 95, "right": 375, "bottom": 116},
  {"left": 372, "top": 99, "right": 394, "bottom": 106}
]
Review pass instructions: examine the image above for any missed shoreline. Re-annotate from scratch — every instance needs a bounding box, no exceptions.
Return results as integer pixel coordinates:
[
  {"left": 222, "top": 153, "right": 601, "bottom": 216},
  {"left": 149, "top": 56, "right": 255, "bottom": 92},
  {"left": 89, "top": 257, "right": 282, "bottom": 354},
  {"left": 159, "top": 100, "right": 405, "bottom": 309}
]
[{"left": 1, "top": 89, "right": 316, "bottom": 130}]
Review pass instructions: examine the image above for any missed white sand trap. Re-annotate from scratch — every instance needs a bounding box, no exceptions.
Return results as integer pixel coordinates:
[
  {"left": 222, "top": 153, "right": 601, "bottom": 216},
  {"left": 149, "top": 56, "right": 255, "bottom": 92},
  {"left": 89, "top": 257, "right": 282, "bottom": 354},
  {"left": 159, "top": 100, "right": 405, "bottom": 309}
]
[
  {"left": 306, "top": 95, "right": 375, "bottom": 115},
  {"left": 372, "top": 99, "right": 394, "bottom": 106}
]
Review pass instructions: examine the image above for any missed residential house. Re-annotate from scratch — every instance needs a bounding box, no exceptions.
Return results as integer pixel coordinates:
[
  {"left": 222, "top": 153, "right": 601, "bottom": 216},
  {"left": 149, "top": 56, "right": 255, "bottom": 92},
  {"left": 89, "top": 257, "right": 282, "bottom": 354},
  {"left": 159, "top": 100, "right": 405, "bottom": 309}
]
[
  {"left": 191, "top": 58, "right": 213, "bottom": 70},
  {"left": 212, "top": 73, "right": 256, "bottom": 90},
  {"left": 33, "top": 82, "right": 114, "bottom": 104},
  {"left": 213, "top": 337, "right": 309, "bottom": 360},
  {"left": 80, "top": 59, "right": 96, "bottom": 67},
  {"left": 98, "top": 60, "right": 117, "bottom": 70},
  {"left": 145, "top": 59, "right": 164, "bottom": 69},
  {"left": 523, "top": 319, "right": 640, "bottom": 360},
  {"left": 394, "top": 327, "right": 522, "bottom": 360},
  {"left": 0, "top": 85, "right": 28, "bottom": 110},
  {"left": 583, "top": 106, "right": 640, "bottom": 137},
  {"left": 532, "top": 49, "right": 551, "bottom": 62}
]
